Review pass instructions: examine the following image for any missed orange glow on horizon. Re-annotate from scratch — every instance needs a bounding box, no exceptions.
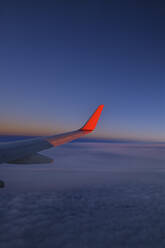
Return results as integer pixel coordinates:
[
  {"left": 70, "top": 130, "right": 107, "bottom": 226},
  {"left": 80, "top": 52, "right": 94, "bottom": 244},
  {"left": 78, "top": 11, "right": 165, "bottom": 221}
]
[
  {"left": 0, "top": 121, "right": 65, "bottom": 136},
  {"left": 0, "top": 117, "right": 165, "bottom": 143}
]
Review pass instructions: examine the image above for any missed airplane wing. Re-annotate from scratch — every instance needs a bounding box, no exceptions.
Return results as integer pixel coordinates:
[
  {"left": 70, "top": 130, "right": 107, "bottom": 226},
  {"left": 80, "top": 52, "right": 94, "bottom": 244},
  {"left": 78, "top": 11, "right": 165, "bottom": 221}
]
[{"left": 0, "top": 105, "right": 104, "bottom": 164}]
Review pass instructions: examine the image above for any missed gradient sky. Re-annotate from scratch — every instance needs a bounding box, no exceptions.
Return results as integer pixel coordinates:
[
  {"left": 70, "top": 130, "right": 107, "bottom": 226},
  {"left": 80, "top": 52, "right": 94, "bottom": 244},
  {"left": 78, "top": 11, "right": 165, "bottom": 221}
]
[{"left": 0, "top": 0, "right": 165, "bottom": 141}]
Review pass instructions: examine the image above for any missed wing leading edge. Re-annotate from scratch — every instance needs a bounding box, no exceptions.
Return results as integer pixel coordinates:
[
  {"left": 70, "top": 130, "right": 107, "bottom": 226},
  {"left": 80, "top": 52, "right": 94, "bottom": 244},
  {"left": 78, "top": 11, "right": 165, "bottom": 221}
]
[{"left": 0, "top": 105, "right": 104, "bottom": 164}]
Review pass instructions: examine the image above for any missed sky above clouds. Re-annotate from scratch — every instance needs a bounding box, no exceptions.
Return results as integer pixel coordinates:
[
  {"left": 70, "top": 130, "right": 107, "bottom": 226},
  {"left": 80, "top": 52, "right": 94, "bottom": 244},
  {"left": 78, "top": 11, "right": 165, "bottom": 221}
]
[{"left": 0, "top": 0, "right": 165, "bottom": 141}]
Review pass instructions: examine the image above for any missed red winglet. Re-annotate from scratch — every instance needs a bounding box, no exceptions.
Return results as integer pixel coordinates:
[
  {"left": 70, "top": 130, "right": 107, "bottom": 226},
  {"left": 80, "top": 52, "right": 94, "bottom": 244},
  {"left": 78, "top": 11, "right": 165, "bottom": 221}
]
[{"left": 80, "top": 105, "right": 104, "bottom": 131}]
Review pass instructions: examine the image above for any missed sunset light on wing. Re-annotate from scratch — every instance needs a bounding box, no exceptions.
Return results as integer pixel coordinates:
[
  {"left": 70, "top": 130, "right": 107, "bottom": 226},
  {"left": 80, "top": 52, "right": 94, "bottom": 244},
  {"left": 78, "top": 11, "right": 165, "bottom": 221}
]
[{"left": 80, "top": 105, "right": 104, "bottom": 131}]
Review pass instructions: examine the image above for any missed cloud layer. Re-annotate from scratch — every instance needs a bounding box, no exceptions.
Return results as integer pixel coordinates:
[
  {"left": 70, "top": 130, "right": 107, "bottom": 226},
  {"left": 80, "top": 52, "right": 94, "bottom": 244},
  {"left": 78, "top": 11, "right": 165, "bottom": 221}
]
[{"left": 1, "top": 142, "right": 165, "bottom": 247}]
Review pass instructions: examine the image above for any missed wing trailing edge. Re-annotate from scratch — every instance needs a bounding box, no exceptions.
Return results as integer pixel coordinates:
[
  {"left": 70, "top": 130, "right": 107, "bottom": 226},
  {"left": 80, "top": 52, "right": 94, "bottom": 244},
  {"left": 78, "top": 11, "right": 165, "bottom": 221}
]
[{"left": 8, "top": 153, "right": 53, "bottom": 164}]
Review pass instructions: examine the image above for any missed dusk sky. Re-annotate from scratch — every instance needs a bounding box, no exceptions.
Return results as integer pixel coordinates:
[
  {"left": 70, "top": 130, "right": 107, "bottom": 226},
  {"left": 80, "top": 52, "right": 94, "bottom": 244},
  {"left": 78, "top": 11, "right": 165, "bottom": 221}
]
[{"left": 0, "top": 0, "right": 165, "bottom": 141}]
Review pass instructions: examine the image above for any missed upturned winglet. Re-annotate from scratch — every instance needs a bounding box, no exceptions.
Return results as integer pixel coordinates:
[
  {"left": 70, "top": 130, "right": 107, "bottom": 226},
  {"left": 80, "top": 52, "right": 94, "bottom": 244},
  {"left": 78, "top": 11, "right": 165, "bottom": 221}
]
[{"left": 80, "top": 105, "right": 104, "bottom": 131}]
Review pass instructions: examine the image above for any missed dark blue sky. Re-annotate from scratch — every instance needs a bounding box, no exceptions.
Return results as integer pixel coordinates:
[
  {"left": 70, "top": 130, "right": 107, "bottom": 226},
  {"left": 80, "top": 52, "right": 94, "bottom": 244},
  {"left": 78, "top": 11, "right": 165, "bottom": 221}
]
[{"left": 0, "top": 0, "right": 165, "bottom": 141}]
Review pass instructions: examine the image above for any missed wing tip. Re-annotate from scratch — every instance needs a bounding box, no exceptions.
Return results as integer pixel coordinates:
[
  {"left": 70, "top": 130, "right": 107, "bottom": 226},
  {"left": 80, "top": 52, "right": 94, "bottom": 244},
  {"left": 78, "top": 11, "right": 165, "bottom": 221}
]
[{"left": 80, "top": 105, "right": 104, "bottom": 131}]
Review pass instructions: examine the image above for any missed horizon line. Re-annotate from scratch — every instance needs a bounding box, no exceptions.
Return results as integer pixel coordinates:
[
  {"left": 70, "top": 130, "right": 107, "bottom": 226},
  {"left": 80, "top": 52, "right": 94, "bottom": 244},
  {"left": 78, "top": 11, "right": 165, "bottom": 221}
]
[{"left": 0, "top": 134, "right": 164, "bottom": 144}]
